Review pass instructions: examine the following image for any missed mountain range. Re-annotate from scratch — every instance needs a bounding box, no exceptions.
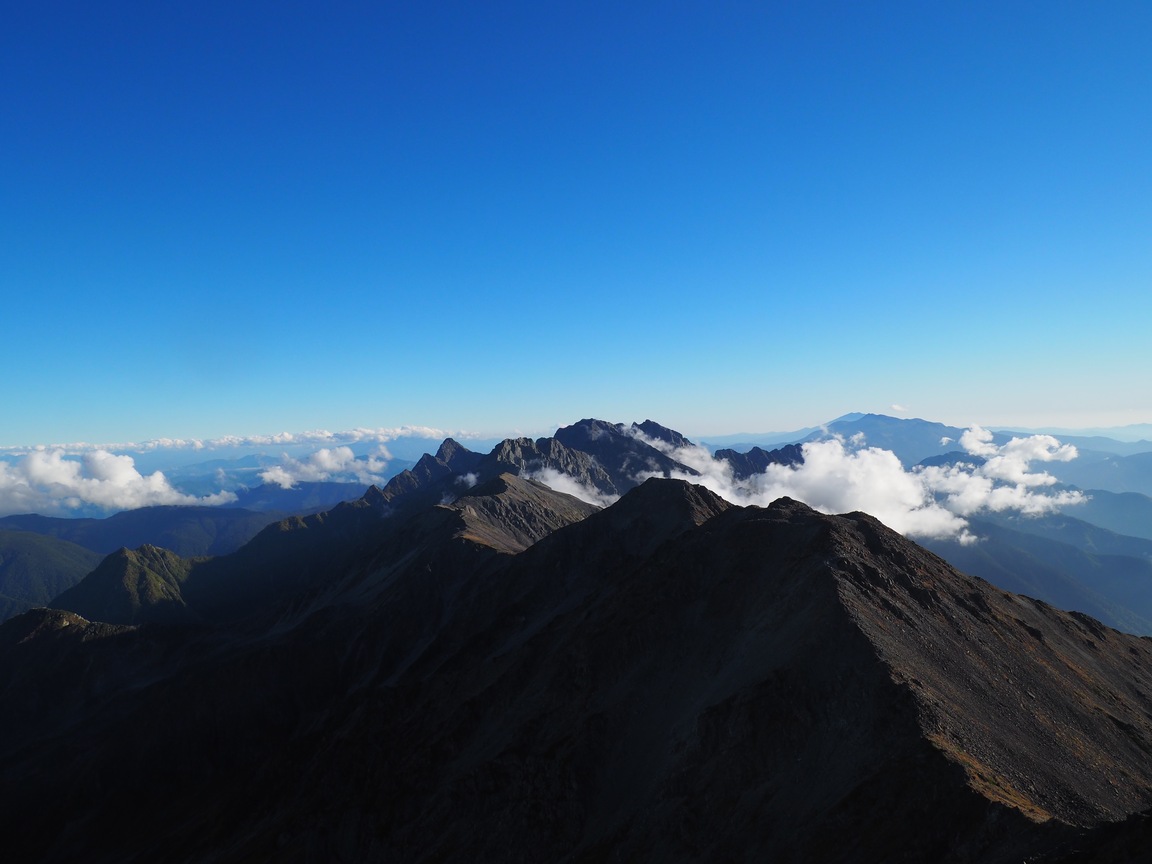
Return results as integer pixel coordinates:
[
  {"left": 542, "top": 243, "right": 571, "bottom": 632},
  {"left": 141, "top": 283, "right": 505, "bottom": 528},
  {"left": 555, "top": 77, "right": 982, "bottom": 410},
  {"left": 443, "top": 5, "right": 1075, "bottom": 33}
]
[
  {"left": 4, "top": 417, "right": 1152, "bottom": 861},
  {"left": 5, "top": 414, "right": 1152, "bottom": 640}
]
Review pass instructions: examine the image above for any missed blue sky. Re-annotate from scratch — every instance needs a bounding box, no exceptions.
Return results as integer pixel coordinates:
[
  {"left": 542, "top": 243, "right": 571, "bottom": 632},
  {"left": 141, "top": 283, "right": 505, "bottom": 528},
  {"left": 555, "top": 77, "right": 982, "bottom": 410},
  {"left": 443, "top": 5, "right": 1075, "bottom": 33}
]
[{"left": 4, "top": 1, "right": 1151, "bottom": 447}]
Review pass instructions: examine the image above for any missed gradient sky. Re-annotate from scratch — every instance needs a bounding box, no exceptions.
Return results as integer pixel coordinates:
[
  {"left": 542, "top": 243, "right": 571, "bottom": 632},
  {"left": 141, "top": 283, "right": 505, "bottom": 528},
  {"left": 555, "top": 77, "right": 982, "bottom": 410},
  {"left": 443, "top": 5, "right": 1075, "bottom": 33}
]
[{"left": 4, "top": 1, "right": 1151, "bottom": 447}]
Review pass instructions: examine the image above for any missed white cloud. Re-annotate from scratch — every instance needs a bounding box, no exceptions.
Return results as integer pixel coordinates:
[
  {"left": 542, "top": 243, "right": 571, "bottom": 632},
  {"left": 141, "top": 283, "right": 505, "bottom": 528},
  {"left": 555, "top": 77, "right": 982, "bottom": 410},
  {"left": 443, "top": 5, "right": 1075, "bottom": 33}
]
[
  {"left": 919, "top": 426, "right": 1083, "bottom": 516},
  {"left": 0, "top": 425, "right": 463, "bottom": 457},
  {"left": 628, "top": 427, "right": 1084, "bottom": 545},
  {"left": 0, "top": 450, "right": 236, "bottom": 517},
  {"left": 525, "top": 468, "right": 620, "bottom": 508},
  {"left": 259, "top": 445, "right": 391, "bottom": 489}
]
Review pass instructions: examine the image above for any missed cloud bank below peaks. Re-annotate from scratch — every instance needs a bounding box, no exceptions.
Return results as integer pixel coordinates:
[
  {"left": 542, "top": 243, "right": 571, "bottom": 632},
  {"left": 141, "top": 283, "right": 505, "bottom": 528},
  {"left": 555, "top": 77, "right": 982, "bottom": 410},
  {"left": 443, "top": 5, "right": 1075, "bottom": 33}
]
[
  {"left": 0, "top": 425, "right": 466, "bottom": 457},
  {"left": 630, "top": 427, "right": 1084, "bottom": 545},
  {"left": 0, "top": 449, "right": 236, "bottom": 517}
]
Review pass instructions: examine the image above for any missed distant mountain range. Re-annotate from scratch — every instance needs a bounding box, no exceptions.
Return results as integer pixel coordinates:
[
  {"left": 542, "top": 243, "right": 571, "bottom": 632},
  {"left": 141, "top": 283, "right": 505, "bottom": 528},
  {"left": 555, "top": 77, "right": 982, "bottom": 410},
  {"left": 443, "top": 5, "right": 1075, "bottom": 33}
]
[
  {"left": 7, "top": 424, "right": 1152, "bottom": 860},
  {"left": 697, "top": 414, "right": 1152, "bottom": 454},
  {"left": 992, "top": 422, "right": 1152, "bottom": 444},
  {"left": 923, "top": 514, "right": 1152, "bottom": 635},
  {"left": 4, "top": 413, "right": 1152, "bottom": 637}
]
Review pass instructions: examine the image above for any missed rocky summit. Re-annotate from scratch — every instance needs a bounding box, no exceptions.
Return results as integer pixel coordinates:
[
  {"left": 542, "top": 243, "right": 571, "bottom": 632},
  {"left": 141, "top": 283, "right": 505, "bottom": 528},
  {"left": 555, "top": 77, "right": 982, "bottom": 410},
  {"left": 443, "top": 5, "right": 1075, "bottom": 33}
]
[{"left": 4, "top": 433, "right": 1152, "bottom": 862}]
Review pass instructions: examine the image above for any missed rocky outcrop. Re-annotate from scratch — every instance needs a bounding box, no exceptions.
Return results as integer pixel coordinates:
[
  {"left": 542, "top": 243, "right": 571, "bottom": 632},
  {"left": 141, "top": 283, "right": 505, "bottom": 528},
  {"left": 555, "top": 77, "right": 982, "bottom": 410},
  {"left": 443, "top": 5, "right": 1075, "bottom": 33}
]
[{"left": 482, "top": 436, "right": 617, "bottom": 492}]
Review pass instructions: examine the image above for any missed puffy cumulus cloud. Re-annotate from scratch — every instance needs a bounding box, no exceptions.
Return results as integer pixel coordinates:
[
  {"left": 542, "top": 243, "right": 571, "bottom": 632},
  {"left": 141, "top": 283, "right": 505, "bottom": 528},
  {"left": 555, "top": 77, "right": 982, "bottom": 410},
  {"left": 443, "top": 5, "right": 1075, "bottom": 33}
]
[
  {"left": 525, "top": 468, "right": 620, "bottom": 508},
  {"left": 920, "top": 426, "right": 1083, "bottom": 516},
  {"left": 0, "top": 449, "right": 236, "bottom": 516},
  {"left": 259, "top": 446, "right": 391, "bottom": 489},
  {"left": 629, "top": 427, "right": 1084, "bottom": 545},
  {"left": 958, "top": 427, "right": 1078, "bottom": 486},
  {"left": 752, "top": 439, "right": 974, "bottom": 541}
]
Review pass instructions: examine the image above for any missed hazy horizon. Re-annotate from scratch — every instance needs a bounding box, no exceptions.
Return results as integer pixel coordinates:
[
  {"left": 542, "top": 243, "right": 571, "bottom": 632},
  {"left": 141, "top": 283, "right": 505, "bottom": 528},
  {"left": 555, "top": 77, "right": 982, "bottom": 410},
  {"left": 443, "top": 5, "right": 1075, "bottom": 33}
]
[{"left": 5, "top": 410, "right": 1152, "bottom": 457}]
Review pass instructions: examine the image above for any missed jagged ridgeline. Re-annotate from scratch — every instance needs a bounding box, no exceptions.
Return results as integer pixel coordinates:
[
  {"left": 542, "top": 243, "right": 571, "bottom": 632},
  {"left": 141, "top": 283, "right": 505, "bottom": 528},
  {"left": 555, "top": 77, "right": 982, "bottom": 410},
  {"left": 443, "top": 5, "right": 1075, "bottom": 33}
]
[{"left": 3, "top": 419, "right": 1152, "bottom": 863}]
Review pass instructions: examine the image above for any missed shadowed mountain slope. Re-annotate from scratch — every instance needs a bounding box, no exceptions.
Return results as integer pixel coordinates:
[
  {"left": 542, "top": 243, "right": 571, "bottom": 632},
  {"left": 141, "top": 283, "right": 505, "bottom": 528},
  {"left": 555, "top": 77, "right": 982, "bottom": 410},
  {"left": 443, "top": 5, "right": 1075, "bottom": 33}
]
[
  {"left": 0, "top": 531, "right": 102, "bottom": 621},
  {"left": 51, "top": 544, "right": 198, "bottom": 626},
  {"left": 6, "top": 480, "right": 1152, "bottom": 861},
  {"left": 48, "top": 473, "right": 596, "bottom": 628}
]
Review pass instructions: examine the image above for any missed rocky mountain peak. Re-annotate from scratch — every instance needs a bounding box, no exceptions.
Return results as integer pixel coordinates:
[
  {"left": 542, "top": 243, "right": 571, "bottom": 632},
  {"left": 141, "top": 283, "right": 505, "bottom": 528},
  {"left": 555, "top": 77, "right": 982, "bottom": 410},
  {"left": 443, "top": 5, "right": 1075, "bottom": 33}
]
[
  {"left": 360, "top": 484, "right": 388, "bottom": 507},
  {"left": 631, "top": 418, "right": 694, "bottom": 450},
  {"left": 435, "top": 437, "right": 483, "bottom": 473}
]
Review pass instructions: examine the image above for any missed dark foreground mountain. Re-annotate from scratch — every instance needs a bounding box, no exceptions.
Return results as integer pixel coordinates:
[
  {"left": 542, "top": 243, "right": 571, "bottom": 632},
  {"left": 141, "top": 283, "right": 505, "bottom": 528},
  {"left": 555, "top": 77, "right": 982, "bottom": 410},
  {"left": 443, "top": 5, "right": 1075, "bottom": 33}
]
[{"left": 5, "top": 476, "right": 1152, "bottom": 862}]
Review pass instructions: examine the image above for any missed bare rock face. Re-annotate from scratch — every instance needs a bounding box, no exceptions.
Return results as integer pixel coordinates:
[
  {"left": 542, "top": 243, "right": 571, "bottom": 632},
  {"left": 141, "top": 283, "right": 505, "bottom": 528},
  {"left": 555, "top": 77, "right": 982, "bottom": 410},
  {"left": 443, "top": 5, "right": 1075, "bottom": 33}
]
[
  {"left": 5, "top": 480, "right": 1152, "bottom": 862},
  {"left": 552, "top": 418, "right": 700, "bottom": 490},
  {"left": 447, "top": 473, "right": 600, "bottom": 553},
  {"left": 832, "top": 509, "right": 1152, "bottom": 826},
  {"left": 483, "top": 435, "right": 617, "bottom": 493}
]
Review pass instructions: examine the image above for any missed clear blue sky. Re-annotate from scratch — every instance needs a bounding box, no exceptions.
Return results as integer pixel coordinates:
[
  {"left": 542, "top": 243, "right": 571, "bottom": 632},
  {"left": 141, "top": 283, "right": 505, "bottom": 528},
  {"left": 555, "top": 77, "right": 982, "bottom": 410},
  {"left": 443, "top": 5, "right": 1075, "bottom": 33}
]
[{"left": 4, "top": 1, "right": 1150, "bottom": 446}]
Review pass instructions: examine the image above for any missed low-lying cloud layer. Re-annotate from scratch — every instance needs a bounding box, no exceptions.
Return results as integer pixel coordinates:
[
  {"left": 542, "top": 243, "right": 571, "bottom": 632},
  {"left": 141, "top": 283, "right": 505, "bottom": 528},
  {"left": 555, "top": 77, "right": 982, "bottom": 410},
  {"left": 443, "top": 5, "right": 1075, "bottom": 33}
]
[
  {"left": 632, "top": 427, "right": 1084, "bottom": 544},
  {"left": 259, "top": 446, "right": 392, "bottom": 489},
  {"left": 0, "top": 425, "right": 455, "bottom": 456},
  {"left": 525, "top": 468, "right": 620, "bottom": 508},
  {"left": 0, "top": 450, "right": 236, "bottom": 517}
]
